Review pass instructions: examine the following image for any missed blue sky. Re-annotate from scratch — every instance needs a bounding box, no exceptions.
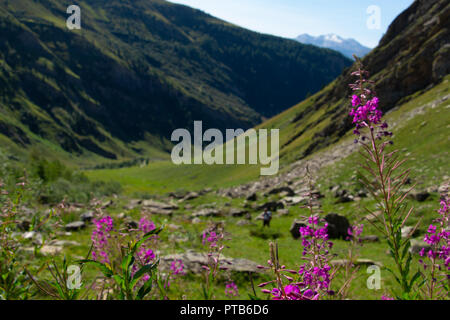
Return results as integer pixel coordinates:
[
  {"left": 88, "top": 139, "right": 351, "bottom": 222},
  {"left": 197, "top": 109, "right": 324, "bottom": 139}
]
[{"left": 168, "top": 0, "right": 414, "bottom": 48}]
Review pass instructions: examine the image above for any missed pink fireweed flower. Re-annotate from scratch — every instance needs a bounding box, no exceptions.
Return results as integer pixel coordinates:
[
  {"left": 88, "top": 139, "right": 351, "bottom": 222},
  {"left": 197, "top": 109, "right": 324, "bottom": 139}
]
[
  {"left": 351, "top": 95, "right": 361, "bottom": 107},
  {"left": 91, "top": 216, "right": 114, "bottom": 263},
  {"left": 139, "top": 217, "right": 155, "bottom": 233},
  {"left": 224, "top": 281, "right": 239, "bottom": 297},
  {"left": 170, "top": 259, "right": 185, "bottom": 276},
  {"left": 419, "top": 196, "right": 450, "bottom": 299},
  {"left": 349, "top": 63, "right": 391, "bottom": 140},
  {"left": 261, "top": 216, "right": 334, "bottom": 300}
]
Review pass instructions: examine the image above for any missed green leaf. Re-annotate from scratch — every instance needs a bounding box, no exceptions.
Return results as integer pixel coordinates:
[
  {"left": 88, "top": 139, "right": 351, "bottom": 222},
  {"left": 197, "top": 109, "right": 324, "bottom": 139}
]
[
  {"left": 401, "top": 240, "right": 411, "bottom": 260},
  {"left": 137, "top": 277, "right": 153, "bottom": 300},
  {"left": 77, "top": 259, "right": 113, "bottom": 278},
  {"left": 131, "top": 260, "right": 159, "bottom": 288},
  {"left": 121, "top": 254, "right": 135, "bottom": 279},
  {"left": 131, "top": 226, "right": 164, "bottom": 256}
]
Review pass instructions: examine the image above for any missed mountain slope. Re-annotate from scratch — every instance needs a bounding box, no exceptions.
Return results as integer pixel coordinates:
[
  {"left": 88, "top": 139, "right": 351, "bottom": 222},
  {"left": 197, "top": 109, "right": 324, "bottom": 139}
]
[
  {"left": 296, "top": 33, "right": 371, "bottom": 58},
  {"left": 0, "top": 0, "right": 351, "bottom": 162},
  {"left": 271, "top": 0, "right": 449, "bottom": 164},
  {"left": 84, "top": 0, "right": 449, "bottom": 196}
]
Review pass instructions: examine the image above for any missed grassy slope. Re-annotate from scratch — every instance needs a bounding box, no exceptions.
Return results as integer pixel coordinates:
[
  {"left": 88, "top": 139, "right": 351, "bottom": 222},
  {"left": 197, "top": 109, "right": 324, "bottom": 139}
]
[
  {"left": 0, "top": 0, "right": 350, "bottom": 164},
  {"left": 85, "top": 76, "right": 450, "bottom": 197}
]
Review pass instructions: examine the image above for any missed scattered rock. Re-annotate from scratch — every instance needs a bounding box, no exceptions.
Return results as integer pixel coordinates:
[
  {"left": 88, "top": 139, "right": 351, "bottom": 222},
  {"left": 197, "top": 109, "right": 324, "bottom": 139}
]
[
  {"left": 246, "top": 193, "right": 257, "bottom": 201},
  {"left": 228, "top": 208, "right": 248, "bottom": 217},
  {"left": 101, "top": 200, "right": 114, "bottom": 209},
  {"left": 289, "top": 219, "right": 307, "bottom": 239},
  {"left": 192, "top": 218, "right": 201, "bottom": 224},
  {"left": 192, "top": 209, "right": 221, "bottom": 218},
  {"left": 167, "top": 224, "right": 182, "bottom": 231},
  {"left": 333, "top": 188, "right": 354, "bottom": 203},
  {"left": 160, "top": 250, "right": 262, "bottom": 275},
  {"left": 168, "top": 191, "right": 188, "bottom": 199},
  {"left": 23, "top": 231, "right": 43, "bottom": 245},
  {"left": 357, "top": 190, "right": 368, "bottom": 198},
  {"left": 330, "top": 259, "right": 382, "bottom": 267},
  {"left": 409, "top": 191, "right": 430, "bottom": 202},
  {"left": 18, "top": 219, "right": 31, "bottom": 231},
  {"left": 282, "top": 196, "right": 307, "bottom": 206},
  {"left": 48, "top": 240, "right": 80, "bottom": 247},
  {"left": 364, "top": 211, "right": 382, "bottom": 222},
  {"left": 409, "top": 239, "right": 431, "bottom": 255},
  {"left": 277, "top": 209, "right": 290, "bottom": 216},
  {"left": 22, "top": 245, "right": 63, "bottom": 256},
  {"left": 324, "top": 213, "right": 350, "bottom": 239},
  {"left": 266, "top": 186, "right": 295, "bottom": 197},
  {"left": 81, "top": 211, "right": 94, "bottom": 222},
  {"left": 361, "top": 235, "right": 380, "bottom": 243},
  {"left": 236, "top": 220, "right": 254, "bottom": 226},
  {"left": 64, "top": 221, "right": 86, "bottom": 231},
  {"left": 40, "top": 245, "right": 63, "bottom": 256},
  {"left": 182, "top": 192, "right": 199, "bottom": 201},
  {"left": 124, "top": 219, "right": 138, "bottom": 229},
  {"left": 145, "top": 207, "right": 173, "bottom": 217},
  {"left": 123, "top": 199, "right": 142, "bottom": 210},
  {"left": 169, "top": 234, "right": 189, "bottom": 244},
  {"left": 401, "top": 226, "right": 420, "bottom": 238},
  {"left": 142, "top": 200, "right": 179, "bottom": 210},
  {"left": 257, "top": 201, "right": 284, "bottom": 211}
]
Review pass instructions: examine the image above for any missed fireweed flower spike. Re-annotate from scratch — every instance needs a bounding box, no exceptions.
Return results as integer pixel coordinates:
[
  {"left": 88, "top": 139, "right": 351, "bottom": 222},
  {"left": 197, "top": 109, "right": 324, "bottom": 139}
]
[
  {"left": 418, "top": 196, "right": 449, "bottom": 299},
  {"left": 259, "top": 218, "right": 335, "bottom": 300},
  {"left": 349, "top": 56, "right": 420, "bottom": 299},
  {"left": 201, "top": 226, "right": 228, "bottom": 299},
  {"left": 91, "top": 216, "right": 114, "bottom": 263}
]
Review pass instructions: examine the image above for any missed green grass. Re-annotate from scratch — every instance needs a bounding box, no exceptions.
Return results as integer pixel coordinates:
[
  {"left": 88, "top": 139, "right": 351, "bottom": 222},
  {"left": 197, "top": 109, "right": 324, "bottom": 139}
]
[
  {"left": 74, "top": 76, "right": 450, "bottom": 300},
  {"left": 86, "top": 161, "right": 261, "bottom": 196}
]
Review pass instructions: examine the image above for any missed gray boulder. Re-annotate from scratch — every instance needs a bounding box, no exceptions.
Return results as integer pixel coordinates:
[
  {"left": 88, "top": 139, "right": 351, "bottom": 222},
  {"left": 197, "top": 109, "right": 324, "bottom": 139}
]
[
  {"left": 228, "top": 208, "right": 248, "bottom": 217},
  {"left": 409, "top": 191, "right": 430, "bottom": 202},
  {"left": 64, "top": 221, "right": 86, "bottom": 231},
  {"left": 409, "top": 239, "right": 431, "bottom": 255},
  {"left": 289, "top": 220, "right": 307, "bottom": 239},
  {"left": 81, "top": 211, "right": 94, "bottom": 222},
  {"left": 192, "top": 209, "right": 221, "bottom": 218},
  {"left": 324, "top": 213, "right": 350, "bottom": 239},
  {"left": 160, "top": 250, "right": 262, "bottom": 275}
]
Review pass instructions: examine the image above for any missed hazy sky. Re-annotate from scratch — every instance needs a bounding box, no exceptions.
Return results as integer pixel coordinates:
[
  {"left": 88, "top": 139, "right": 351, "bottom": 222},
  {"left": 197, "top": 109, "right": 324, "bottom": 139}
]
[{"left": 168, "top": 0, "right": 414, "bottom": 48}]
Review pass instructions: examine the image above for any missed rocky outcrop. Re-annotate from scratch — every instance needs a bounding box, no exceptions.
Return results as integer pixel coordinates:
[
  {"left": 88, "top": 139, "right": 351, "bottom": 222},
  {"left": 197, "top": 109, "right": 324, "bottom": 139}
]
[{"left": 160, "top": 250, "right": 263, "bottom": 275}]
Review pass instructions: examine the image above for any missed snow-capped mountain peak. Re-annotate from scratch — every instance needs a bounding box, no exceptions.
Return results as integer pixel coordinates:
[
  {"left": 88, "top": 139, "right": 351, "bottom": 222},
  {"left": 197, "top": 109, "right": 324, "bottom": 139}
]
[
  {"left": 324, "top": 33, "right": 343, "bottom": 44},
  {"left": 295, "top": 33, "right": 371, "bottom": 58}
]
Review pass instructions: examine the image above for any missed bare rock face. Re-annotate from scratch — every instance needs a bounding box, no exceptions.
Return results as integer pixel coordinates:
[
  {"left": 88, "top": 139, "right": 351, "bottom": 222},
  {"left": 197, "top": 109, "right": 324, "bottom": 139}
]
[{"left": 160, "top": 250, "right": 262, "bottom": 275}]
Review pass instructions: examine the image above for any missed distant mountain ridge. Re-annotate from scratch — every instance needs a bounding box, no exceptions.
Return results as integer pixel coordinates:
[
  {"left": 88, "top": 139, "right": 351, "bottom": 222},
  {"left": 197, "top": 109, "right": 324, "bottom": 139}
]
[
  {"left": 0, "top": 0, "right": 351, "bottom": 162},
  {"left": 295, "top": 33, "right": 371, "bottom": 58}
]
